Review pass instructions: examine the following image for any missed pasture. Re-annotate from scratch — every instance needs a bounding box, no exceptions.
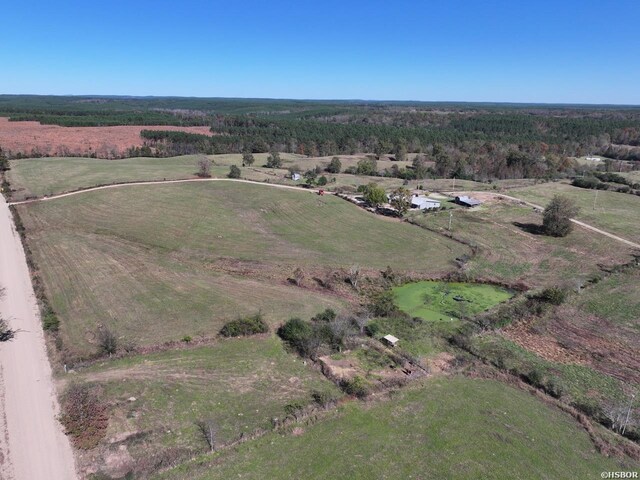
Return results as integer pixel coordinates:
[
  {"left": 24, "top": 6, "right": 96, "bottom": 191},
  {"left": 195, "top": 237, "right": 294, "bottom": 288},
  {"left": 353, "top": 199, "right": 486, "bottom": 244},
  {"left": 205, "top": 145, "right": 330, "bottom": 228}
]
[
  {"left": 510, "top": 181, "right": 640, "bottom": 242},
  {"left": 407, "top": 201, "right": 634, "bottom": 288},
  {"left": 73, "top": 336, "right": 339, "bottom": 475},
  {"left": 157, "top": 377, "right": 626, "bottom": 480},
  {"left": 16, "top": 181, "right": 467, "bottom": 357}
]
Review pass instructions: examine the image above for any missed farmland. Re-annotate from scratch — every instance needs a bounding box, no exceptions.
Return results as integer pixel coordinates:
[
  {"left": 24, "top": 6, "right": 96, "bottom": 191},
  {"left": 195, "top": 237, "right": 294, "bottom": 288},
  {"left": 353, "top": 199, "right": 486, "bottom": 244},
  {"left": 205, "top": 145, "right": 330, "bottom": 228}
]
[
  {"left": 0, "top": 117, "right": 212, "bottom": 158},
  {"left": 15, "top": 181, "right": 466, "bottom": 357},
  {"left": 511, "top": 181, "right": 640, "bottom": 242},
  {"left": 157, "top": 377, "right": 628, "bottom": 480},
  {"left": 407, "top": 200, "right": 634, "bottom": 287},
  {"left": 69, "top": 336, "right": 340, "bottom": 476}
]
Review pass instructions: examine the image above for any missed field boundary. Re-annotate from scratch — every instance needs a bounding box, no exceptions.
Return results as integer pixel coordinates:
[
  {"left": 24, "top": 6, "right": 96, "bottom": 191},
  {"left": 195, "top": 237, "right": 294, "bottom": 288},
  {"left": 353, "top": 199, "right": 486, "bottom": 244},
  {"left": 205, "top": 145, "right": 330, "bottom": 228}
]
[{"left": 8, "top": 177, "right": 328, "bottom": 206}]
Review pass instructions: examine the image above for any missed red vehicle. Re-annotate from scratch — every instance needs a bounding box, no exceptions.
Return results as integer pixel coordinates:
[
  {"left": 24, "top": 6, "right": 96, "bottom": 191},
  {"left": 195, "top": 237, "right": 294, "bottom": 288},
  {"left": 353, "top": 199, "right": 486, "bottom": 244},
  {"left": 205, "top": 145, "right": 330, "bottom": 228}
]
[{"left": 318, "top": 189, "right": 325, "bottom": 196}]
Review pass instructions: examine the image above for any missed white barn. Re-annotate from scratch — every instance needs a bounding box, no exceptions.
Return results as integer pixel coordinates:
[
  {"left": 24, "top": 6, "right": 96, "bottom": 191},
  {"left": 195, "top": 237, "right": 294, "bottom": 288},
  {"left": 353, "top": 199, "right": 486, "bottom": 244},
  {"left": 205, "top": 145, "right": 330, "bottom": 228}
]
[{"left": 411, "top": 195, "right": 440, "bottom": 210}]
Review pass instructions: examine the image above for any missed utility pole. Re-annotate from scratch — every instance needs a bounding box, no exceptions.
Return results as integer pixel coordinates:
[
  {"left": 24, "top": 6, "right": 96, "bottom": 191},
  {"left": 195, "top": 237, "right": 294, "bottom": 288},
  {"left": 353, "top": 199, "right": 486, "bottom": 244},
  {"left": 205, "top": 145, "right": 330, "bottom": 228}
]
[
  {"left": 452, "top": 176, "right": 456, "bottom": 192},
  {"left": 593, "top": 189, "right": 598, "bottom": 210},
  {"left": 448, "top": 211, "right": 453, "bottom": 230}
]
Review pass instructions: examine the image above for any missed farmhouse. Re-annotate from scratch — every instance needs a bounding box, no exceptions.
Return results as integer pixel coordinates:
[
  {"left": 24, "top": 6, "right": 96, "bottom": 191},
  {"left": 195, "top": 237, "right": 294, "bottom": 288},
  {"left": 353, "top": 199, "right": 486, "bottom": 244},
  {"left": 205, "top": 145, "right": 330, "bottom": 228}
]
[
  {"left": 411, "top": 195, "right": 440, "bottom": 210},
  {"left": 382, "top": 334, "right": 399, "bottom": 347},
  {"left": 455, "top": 195, "right": 482, "bottom": 207}
]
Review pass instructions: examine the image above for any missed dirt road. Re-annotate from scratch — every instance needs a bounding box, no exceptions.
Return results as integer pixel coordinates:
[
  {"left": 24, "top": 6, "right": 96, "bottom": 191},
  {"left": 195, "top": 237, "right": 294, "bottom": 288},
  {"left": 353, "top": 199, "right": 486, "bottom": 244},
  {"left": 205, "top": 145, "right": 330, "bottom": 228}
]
[
  {"left": 0, "top": 195, "right": 77, "bottom": 479},
  {"left": 9, "top": 177, "right": 328, "bottom": 207}
]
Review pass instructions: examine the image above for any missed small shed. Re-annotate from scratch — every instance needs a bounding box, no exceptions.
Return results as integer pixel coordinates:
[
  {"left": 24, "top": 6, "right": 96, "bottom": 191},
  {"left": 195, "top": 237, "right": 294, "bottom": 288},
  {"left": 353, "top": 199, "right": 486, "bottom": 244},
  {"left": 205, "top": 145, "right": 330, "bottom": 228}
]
[
  {"left": 291, "top": 173, "right": 302, "bottom": 181},
  {"left": 455, "top": 195, "right": 482, "bottom": 207},
  {"left": 382, "top": 334, "right": 399, "bottom": 347},
  {"left": 411, "top": 195, "right": 441, "bottom": 210}
]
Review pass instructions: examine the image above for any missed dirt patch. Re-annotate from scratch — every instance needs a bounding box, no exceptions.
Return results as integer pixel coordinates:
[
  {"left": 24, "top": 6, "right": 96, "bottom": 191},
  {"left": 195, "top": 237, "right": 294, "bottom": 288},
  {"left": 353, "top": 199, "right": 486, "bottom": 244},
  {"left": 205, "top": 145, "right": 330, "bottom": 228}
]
[{"left": 0, "top": 117, "right": 212, "bottom": 157}]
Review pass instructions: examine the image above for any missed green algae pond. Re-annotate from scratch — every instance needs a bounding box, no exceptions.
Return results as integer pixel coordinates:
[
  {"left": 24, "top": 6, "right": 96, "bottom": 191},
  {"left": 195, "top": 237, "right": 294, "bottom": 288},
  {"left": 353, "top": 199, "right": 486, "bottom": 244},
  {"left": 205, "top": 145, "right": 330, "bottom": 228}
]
[{"left": 392, "top": 281, "right": 514, "bottom": 322}]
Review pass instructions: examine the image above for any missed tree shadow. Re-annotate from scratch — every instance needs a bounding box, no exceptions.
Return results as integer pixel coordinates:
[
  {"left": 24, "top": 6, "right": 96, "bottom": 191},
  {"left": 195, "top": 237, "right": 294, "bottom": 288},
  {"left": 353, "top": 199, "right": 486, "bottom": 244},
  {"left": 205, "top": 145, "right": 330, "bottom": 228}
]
[{"left": 512, "top": 222, "right": 545, "bottom": 235}]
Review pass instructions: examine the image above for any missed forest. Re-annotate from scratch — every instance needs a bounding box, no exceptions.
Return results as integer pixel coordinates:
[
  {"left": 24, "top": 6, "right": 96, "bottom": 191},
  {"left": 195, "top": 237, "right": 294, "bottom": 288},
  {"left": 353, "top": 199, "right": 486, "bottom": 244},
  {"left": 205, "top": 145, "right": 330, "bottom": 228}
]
[{"left": 2, "top": 95, "right": 640, "bottom": 179}]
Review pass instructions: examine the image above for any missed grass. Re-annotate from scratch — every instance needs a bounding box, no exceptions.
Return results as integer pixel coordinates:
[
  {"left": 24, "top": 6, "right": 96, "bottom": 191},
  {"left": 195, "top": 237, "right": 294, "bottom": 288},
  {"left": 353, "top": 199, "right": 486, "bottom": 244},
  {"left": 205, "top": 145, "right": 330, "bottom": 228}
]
[
  {"left": 17, "top": 181, "right": 466, "bottom": 357},
  {"left": 156, "top": 377, "right": 627, "bottom": 480},
  {"left": 469, "top": 334, "right": 628, "bottom": 406},
  {"left": 74, "top": 336, "right": 340, "bottom": 472},
  {"left": 6, "top": 153, "right": 301, "bottom": 200},
  {"left": 575, "top": 266, "right": 640, "bottom": 329},
  {"left": 393, "top": 280, "right": 513, "bottom": 322},
  {"left": 407, "top": 201, "right": 634, "bottom": 287},
  {"left": 510, "top": 181, "right": 640, "bottom": 242}
]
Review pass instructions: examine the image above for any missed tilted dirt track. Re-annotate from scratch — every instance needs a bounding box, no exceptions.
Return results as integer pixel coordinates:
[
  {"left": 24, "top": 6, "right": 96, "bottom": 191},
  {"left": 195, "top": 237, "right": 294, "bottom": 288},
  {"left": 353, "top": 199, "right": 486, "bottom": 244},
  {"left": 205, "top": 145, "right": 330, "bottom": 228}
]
[{"left": 0, "top": 195, "right": 78, "bottom": 479}]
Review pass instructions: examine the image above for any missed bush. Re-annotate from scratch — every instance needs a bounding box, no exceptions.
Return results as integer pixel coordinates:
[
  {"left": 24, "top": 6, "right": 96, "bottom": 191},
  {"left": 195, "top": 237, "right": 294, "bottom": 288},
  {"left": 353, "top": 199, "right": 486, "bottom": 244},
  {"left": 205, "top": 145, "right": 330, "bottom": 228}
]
[
  {"left": 277, "top": 317, "right": 314, "bottom": 356},
  {"left": 311, "top": 389, "right": 337, "bottom": 407},
  {"left": 228, "top": 165, "right": 241, "bottom": 179},
  {"left": 364, "top": 322, "right": 381, "bottom": 338},
  {"left": 369, "top": 290, "right": 397, "bottom": 317},
  {"left": 311, "top": 308, "right": 337, "bottom": 323},
  {"left": 340, "top": 376, "right": 370, "bottom": 398},
  {"left": 97, "top": 327, "right": 117, "bottom": 356},
  {"left": 326, "top": 157, "right": 342, "bottom": 174},
  {"left": 60, "top": 384, "right": 109, "bottom": 449},
  {"left": 220, "top": 313, "right": 269, "bottom": 337},
  {"left": 42, "top": 306, "right": 60, "bottom": 332},
  {"left": 538, "top": 286, "right": 568, "bottom": 305}
]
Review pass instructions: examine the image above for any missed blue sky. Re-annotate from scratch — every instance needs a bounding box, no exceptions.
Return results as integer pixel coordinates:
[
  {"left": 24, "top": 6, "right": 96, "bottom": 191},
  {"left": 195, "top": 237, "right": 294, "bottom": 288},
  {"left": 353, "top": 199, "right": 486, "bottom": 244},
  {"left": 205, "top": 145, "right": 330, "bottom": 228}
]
[{"left": 1, "top": 0, "right": 639, "bottom": 103}]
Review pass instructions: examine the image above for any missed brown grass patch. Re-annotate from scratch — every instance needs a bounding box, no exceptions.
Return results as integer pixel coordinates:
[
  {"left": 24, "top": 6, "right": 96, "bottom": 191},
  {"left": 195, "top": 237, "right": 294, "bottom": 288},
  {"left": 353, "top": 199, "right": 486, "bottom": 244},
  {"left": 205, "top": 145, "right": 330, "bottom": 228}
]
[{"left": 0, "top": 117, "right": 212, "bottom": 157}]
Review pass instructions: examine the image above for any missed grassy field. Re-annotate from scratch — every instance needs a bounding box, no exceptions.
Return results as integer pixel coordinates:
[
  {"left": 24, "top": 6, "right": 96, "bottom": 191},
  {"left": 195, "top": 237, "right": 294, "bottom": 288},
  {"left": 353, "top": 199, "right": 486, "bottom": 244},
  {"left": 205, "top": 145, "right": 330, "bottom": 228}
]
[
  {"left": 510, "top": 181, "right": 640, "bottom": 242},
  {"left": 7, "top": 154, "right": 538, "bottom": 201},
  {"left": 72, "top": 336, "right": 340, "bottom": 475},
  {"left": 17, "top": 181, "right": 466, "bottom": 357},
  {"left": 393, "top": 281, "right": 513, "bottom": 322},
  {"left": 6, "top": 153, "right": 302, "bottom": 200},
  {"left": 407, "top": 201, "right": 634, "bottom": 288},
  {"left": 156, "top": 377, "right": 627, "bottom": 480}
]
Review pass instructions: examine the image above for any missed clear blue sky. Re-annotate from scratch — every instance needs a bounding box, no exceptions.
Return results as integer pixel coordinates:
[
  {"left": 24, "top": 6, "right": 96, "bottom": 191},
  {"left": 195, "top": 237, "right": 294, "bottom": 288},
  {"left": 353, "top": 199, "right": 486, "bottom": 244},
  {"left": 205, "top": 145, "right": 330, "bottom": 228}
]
[{"left": 1, "top": 0, "right": 639, "bottom": 104}]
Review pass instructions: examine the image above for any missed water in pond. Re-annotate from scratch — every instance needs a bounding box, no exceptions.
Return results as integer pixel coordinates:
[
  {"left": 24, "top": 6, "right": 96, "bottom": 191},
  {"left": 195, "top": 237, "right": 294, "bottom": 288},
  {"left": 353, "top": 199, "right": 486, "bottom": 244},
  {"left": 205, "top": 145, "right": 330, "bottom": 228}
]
[{"left": 392, "top": 281, "right": 513, "bottom": 322}]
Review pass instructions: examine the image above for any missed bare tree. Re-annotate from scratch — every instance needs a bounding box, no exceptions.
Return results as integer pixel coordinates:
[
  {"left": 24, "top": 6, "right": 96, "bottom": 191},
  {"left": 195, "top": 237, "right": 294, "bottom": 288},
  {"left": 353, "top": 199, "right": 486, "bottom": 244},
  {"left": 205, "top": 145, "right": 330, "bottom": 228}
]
[
  {"left": 347, "top": 265, "right": 361, "bottom": 290},
  {"left": 0, "top": 288, "right": 16, "bottom": 343},
  {"left": 197, "top": 156, "right": 212, "bottom": 178},
  {"left": 290, "top": 267, "right": 305, "bottom": 287},
  {"left": 196, "top": 419, "right": 217, "bottom": 452}
]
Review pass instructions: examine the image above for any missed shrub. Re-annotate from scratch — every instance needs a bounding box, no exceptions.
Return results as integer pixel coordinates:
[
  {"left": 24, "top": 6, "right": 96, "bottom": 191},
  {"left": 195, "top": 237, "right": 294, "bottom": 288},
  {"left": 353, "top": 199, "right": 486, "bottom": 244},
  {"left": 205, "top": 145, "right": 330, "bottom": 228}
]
[
  {"left": 369, "top": 290, "right": 397, "bottom": 317},
  {"left": 182, "top": 335, "right": 193, "bottom": 343},
  {"left": 97, "top": 327, "right": 117, "bottom": 356},
  {"left": 60, "top": 384, "right": 109, "bottom": 449},
  {"left": 538, "top": 286, "right": 568, "bottom": 305},
  {"left": 228, "top": 165, "right": 241, "bottom": 179},
  {"left": 220, "top": 313, "right": 269, "bottom": 337},
  {"left": 326, "top": 157, "right": 342, "bottom": 173},
  {"left": 311, "top": 389, "right": 337, "bottom": 407},
  {"left": 277, "top": 317, "right": 314, "bottom": 356},
  {"left": 340, "top": 376, "right": 370, "bottom": 398},
  {"left": 311, "top": 308, "right": 337, "bottom": 323},
  {"left": 317, "top": 175, "right": 328, "bottom": 186},
  {"left": 364, "top": 322, "right": 381, "bottom": 338},
  {"left": 42, "top": 306, "right": 60, "bottom": 332}
]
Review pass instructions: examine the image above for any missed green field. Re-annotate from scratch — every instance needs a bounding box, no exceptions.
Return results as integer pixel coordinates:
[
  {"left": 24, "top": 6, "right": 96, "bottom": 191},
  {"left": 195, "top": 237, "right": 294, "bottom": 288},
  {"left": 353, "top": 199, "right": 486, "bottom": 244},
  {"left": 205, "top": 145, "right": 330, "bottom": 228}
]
[
  {"left": 157, "top": 377, "right": 626, "bottom": 480},
  {"left": 511, "top": 182, "right": 640, "bottom": 242},
  {"left": 73, "top": 336, "right": 339, "bottom": 473},
  {"left": 408, "top": 202, "right": 634, "bottom": 287},
  {"left": 6, "top": 153, "right": 302, "bottom": 200},
  {"left": 393, "top": 281, "right": 513, "bottom": 322},
  {"left": 17, "top": 181, "right": 466, "bottom": 357}
]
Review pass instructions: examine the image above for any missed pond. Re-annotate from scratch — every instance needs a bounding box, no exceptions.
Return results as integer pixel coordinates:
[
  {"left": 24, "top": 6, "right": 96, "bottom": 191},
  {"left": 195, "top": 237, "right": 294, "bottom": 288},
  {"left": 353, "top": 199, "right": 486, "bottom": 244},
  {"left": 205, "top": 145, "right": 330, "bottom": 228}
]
[{"left": 392, "top": 281, "right": 514, "bottom": 322}]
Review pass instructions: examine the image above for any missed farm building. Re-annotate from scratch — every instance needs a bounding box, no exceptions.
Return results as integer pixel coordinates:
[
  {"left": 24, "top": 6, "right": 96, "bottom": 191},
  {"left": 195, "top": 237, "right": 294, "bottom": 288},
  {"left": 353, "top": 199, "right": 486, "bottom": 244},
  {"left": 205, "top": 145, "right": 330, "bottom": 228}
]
[
  {"left": 455, "top": 195, "right": 482, "bottom": 207},
  {"left": 382, "top": 334, "right": 399, "bottom": 347},
  {"left": 411, "top": 195, "right": 440, "bottom": 210},
  {"left": 291, "top": 173, "right": 302, "bottom": 181}
]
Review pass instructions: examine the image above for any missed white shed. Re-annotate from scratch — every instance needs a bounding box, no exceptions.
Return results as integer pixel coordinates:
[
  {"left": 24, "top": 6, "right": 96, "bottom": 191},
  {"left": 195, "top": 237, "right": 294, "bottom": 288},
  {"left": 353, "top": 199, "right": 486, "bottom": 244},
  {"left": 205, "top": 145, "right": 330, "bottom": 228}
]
[
  {"left": 411, "top": 195, "right": 441, "bottom": 210},
  {"left": 382, "top": 334, "right": 399, "bottom": 347}
]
